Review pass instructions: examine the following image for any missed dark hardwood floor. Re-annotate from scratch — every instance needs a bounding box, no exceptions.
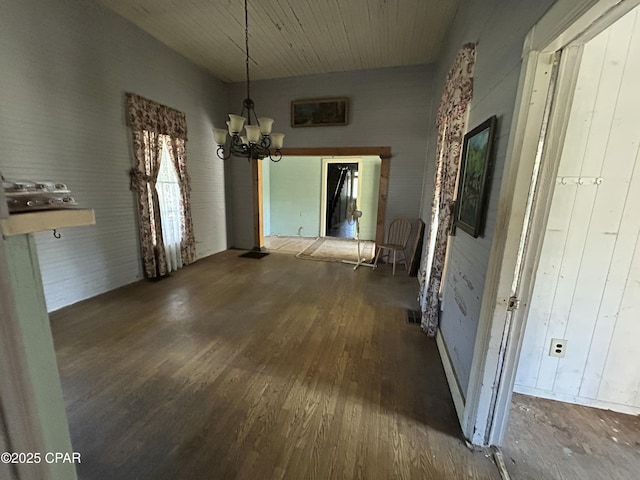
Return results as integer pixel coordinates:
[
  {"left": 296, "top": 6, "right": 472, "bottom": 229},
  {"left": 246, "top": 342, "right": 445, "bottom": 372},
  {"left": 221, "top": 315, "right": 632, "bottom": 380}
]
[{"left": 50, "top": 250, "right": 499, "bottom": 479}]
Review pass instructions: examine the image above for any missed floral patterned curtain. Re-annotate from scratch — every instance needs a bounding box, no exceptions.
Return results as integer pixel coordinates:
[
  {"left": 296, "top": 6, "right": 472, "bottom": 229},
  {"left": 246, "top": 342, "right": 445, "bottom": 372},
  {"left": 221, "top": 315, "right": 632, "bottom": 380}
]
[
  {"left": 129, "top": 129, "right": 166, "bottom": 278},
  {"left": 126, "top": 92, "right": 195, "bottom": 278},
  {"left": 419, "top": 44, "right": 476, "bottom": 336}
]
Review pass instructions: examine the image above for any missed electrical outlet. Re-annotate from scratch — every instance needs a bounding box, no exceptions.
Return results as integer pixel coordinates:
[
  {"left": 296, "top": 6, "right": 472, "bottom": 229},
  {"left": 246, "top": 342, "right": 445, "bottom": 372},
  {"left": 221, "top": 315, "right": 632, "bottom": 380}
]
[{"left": 549, "top": 338, "right": 567, "bottom": 358}]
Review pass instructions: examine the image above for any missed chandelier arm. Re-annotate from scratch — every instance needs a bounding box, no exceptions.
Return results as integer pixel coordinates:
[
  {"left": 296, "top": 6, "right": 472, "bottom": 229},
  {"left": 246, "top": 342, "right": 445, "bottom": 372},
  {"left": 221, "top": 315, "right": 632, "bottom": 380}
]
[
  {"left": 230, "top": 134, "right": 242, "bottom": 149},
  {"left": 216, "top": 145, "right": 231, "bottom": 160},
  {"left": 244, "top": 100, "right": 257, "bottom": 126},
  {"left": 270, "top": 150, "right": 282, "bottom": 162},
  {"left": 259, "top": 136, "right": 271, "bottom": 149}
]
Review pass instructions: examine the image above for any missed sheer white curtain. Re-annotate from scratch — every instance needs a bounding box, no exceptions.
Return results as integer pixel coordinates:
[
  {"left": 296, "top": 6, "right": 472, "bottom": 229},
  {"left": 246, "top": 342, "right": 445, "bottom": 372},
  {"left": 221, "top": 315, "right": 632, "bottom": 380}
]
[{"left": 156, "top": 136, "right": 183, "bottom": 273}]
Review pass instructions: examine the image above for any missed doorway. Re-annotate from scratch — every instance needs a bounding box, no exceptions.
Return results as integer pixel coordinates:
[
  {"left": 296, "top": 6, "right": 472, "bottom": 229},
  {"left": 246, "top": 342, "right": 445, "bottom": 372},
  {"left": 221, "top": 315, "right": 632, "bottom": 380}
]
[
  {"left": 502, "top": 8, "right": 640, "bottom": 477},
  {"left": 265, "top": 147, "right": 391, "bottom": 246},
  {"left": 460, "top": 0, "right": 640, "bottom": 450},
  {"left": 261, "top": 153, "right": 383, "bottom": 243},
  {"left": 514, "top": 3, "right": 640, "bottom": 417},
  {"left": 321, "top": 159, "right": 360, "bottom": 238}
]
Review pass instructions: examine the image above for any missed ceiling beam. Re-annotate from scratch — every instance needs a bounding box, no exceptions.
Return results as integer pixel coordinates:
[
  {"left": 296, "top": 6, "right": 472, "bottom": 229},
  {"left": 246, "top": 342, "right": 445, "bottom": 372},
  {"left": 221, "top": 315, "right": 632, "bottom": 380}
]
[{"left": 278, "top": 146, "right": 391, "bottom": 159}]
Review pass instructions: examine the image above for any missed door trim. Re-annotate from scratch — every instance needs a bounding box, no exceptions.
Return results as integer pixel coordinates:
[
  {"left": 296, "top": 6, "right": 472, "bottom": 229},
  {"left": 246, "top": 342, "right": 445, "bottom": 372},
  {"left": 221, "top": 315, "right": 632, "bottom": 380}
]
[
  {"left": 252, "top": 159, "right": 264, "bottom": 250},
  {"left": 320, "top": 158, "right": 362, "bottom": 237},
  {"left": 278, "top": 146, "right": 391, "bottom": 245},
  {"left": 462, "top": 0, "right": 640, "bottom": 446}
]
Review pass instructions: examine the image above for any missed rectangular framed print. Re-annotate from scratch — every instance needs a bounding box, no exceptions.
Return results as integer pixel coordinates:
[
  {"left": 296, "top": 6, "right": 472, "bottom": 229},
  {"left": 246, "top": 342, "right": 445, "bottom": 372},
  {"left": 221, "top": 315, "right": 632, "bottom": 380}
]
[
  {"left": 454, "top": 115, "right": 497, "bottom": 238},
  {"left": 291, "top": 98, "right": 348, "bottom": 127}
]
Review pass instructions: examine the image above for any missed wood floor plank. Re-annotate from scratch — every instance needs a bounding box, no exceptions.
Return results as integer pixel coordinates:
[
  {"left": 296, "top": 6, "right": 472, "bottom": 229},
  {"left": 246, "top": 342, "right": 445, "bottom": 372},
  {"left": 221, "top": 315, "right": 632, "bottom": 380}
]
[
  {"left": 50, "top": 250, "right": 500, "bottom": 479},
  {"left": 504, "top": 393, "right": 640, "bottom": 480}
]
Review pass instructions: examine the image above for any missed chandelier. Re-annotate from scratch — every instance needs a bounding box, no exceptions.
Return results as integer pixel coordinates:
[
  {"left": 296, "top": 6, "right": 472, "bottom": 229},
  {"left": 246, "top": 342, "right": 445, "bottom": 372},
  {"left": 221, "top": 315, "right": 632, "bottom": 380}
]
[{"left": 213, "top": 0, "right": 284, "bottom": 162}]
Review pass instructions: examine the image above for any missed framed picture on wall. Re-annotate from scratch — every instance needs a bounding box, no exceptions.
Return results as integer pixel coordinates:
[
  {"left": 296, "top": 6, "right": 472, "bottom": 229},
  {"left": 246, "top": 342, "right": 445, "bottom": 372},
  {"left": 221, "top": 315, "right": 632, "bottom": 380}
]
[
  {"left": 454, "top": 115, "right": 497, "bottom": 238},
  {"left": 291, "top": 97, "right": 348, "bottom": 127}
]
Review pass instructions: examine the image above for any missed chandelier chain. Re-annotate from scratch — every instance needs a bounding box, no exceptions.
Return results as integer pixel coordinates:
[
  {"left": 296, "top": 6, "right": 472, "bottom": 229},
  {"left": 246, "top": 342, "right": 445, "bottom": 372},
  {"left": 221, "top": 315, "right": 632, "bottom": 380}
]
[{"left": 244, "top": 0, "right": 251, "bottom": 102}]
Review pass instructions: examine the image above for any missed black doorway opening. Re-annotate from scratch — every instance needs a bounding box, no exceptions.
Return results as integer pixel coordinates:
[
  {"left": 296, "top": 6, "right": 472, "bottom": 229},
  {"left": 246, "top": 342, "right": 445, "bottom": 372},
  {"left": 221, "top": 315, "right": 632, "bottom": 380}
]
[{"left": 325, "top": 162, "right": 358, "bottom": 238}]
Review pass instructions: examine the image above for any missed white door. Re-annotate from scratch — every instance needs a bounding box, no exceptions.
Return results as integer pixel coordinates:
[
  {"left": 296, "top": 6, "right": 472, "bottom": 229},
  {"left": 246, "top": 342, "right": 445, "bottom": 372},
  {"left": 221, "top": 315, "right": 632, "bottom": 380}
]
[
  {"left": 462, "top": 0, "right": 640, "bottom": 446},
  {"left": 515, "top": 7, "right": 640, "bottom": 414}
]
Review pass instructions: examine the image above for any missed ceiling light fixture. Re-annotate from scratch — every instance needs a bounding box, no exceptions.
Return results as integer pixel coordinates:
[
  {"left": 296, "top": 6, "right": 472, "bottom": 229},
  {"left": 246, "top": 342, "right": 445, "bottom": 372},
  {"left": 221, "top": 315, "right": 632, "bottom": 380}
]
[{"left": 212, "top": 0, "right": 284, "bottom": 162}]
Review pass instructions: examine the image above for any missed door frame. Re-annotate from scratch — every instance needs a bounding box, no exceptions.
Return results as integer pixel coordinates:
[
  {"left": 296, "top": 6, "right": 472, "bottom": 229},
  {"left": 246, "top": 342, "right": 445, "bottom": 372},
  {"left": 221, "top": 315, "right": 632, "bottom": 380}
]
[
  {"left": 252, "top": 159, "right": 264, "bottom": 250},
  {"left": 276, "top": 146, "right": 391, "bottom": 246},
  {"left": 320, "top": 158, "right": 363, "bottom": 237},
  {"left": 0, "top": 188, "right": 61, "bottom": 479},
  {"left": 462, "top": 0, "right": 640, "bottom": 446}
]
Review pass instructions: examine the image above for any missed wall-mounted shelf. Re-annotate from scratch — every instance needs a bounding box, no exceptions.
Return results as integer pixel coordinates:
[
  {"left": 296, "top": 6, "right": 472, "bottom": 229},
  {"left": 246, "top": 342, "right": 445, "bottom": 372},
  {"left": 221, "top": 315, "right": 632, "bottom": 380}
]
[{"left": 0, "top": 209, "right": 95, "bottom": 236}]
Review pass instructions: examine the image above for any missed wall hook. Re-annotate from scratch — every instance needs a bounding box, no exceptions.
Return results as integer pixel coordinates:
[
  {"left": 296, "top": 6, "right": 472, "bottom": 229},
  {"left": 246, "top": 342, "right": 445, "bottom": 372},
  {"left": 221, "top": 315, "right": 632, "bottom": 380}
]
[{"left": 53, "top": 229, "right": 61, "bottom": 239}]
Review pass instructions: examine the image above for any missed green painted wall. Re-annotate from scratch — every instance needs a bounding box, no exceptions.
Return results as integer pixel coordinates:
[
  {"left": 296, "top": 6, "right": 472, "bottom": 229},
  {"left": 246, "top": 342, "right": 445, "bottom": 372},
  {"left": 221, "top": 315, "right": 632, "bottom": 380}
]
[
  {"left": 266, "top": 156, "right": 380, "bottom": 240},
  {"left": 262, "top": 160, "right": 271, "bottom": 236},
  {"left": 269, "top": 156, "right": 322, "bottom": 237}
]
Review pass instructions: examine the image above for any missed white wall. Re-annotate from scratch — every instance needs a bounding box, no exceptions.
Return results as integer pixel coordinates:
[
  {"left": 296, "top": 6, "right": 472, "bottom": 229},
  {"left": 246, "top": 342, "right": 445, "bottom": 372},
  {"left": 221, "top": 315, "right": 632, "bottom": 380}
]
[
  {"left": 225, "top": 65, "right": 432, "bottom": 249},
  {"left": 419, "top": 0, "right": 556, "bottom": 397},
  {"left": 0, "top": 0, "right": 229, "bottom": 311},
  {"left": 0, "top": 411, "right": 15, "bottom": 480},
  {"left": 514, "top": 8, "right": 640, "bottom": 415}
]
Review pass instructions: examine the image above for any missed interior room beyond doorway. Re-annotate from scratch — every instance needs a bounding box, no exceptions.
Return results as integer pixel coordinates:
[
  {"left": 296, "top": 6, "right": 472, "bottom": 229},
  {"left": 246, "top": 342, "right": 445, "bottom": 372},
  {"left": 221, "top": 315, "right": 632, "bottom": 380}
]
[
  {"left": 502, "top": 4, "right": 640, "bottom": 479},
  {"left": 262, "top": 155, "right": 381, "bottom": 241},
  {"left": 323, "top": 160, "right": 359, "bottom": 239},
  {"left": 514, "top": 2, "right": 640, "bottom": 419}
]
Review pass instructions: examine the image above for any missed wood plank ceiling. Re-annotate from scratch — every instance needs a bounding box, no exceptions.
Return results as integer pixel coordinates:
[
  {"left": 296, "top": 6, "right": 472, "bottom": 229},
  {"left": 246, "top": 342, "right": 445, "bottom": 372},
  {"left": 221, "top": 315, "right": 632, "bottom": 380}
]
[{"left": 95, "top": 0, "right": 459, "bottom": 82}]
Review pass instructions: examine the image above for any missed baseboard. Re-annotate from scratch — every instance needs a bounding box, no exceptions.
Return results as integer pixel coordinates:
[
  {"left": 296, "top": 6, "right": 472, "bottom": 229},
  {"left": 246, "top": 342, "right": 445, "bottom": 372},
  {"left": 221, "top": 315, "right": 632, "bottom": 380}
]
[
  {"left": 513, "top": 385, "right": 640, "bottom": 416},
  {"left": 435, "top": 330, "right": 466, "bottom": 426}
]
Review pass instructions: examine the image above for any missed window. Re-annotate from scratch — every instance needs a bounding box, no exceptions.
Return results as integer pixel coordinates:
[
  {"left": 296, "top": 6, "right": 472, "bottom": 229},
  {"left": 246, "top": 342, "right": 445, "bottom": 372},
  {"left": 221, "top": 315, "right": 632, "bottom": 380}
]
[
  {"left": 156, "top": 136, "right": 183, "bottom": 272},
  {"left": 126, "top": 92, "right": 195, "bottom": 278}
]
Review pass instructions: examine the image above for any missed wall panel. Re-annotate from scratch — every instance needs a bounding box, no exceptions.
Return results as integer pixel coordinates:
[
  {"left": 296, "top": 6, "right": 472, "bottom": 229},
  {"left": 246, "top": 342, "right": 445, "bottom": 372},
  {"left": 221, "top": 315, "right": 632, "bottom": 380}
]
[
  {"left": 225, "top": 65, "right": 432, "bottom": 249},
  {"left": 0, "top": 0, "right": 229, "bottom": 311},
  {"left": 267, "top": 156, "right": 381, "bottom": 240},
  {"left": 269, "top": 157, "right": 323, "bottom": 238},
  {"left": 514, "top": 8, "right": 640, "bottom": 413},
  {"left": 420, "top": 0, "right": 556, "bottom": 396}
]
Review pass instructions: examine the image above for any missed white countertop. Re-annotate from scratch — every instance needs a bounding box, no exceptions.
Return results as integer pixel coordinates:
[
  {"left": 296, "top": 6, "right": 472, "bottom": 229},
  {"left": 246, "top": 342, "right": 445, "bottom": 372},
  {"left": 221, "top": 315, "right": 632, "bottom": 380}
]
[{"left": 0, "top": 209, "right": 96, "bottom": 236}]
